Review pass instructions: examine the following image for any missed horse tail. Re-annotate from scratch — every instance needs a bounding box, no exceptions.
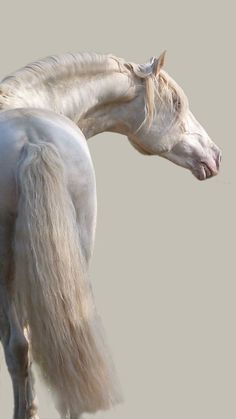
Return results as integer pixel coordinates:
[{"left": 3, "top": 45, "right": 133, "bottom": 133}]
[{"left": 14, "top": 141, "right": 122, "bottom": 416}]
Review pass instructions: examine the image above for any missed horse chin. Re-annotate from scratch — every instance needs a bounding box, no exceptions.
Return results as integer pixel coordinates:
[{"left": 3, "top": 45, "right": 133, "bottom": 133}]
[
  {"left": 192, "top": 168, "right": 207, "bottom": 181},
  {"left": 191, "top": 162, "right": 218, "bottom": 181}
]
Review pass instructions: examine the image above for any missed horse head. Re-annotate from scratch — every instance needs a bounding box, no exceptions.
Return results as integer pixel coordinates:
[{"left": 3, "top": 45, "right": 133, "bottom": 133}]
[{"left": 127, "top": 52, "right": 222, "bottom": 180}]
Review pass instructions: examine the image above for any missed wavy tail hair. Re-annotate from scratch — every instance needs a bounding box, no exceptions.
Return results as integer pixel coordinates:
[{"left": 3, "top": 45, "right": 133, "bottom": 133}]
[{"left": 14, "top": 141, "right": 121, "bottom": 416}]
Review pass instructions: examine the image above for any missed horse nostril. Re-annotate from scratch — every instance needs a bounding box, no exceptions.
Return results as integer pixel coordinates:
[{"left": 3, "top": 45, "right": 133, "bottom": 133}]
[{"left": 217, "top": 150, "right": 222, "bottom": 168}]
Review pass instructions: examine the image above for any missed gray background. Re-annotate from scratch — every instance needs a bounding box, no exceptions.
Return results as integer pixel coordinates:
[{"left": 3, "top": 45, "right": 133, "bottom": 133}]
[{"left": 0, "top": 1, "right": 234, "bottom": 418}]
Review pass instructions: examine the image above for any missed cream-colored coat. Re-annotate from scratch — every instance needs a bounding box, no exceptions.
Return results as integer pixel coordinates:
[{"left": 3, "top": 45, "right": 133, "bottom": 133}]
[{"left": 0, "top": 52, "right": 221, "bottom": 419}]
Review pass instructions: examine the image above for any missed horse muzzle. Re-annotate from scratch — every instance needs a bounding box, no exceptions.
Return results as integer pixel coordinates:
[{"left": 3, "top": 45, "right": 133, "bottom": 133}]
[{"left": 192, "top": 148, "right": 222, "bottom": 181}]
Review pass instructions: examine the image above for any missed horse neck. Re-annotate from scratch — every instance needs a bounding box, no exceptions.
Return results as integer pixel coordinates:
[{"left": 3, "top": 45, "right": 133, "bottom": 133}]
[
  {"left": 0, "top": 63, "right": 138, "bottom": 139},
  {"left": 75, "top": 72, "right": 137, "bottom": 138},
  {"left": 78, "top": 87, "right": 142, "bottom": 139}
]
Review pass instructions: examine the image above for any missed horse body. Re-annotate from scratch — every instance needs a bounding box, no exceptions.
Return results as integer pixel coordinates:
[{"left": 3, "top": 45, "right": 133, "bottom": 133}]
[{"left": 0, "top": 52, "right": 222, "bottom": 419}]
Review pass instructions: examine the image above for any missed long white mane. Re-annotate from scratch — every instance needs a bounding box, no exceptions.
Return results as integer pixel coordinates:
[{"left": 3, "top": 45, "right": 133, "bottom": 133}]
[{"left": 0, "top": 52, "right": 188, "bottom": 128}]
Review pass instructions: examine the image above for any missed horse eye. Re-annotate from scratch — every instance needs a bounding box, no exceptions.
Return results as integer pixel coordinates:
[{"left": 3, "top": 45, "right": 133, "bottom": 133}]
[{"left": 173, "top": 97, "right": 181, "bottom": 112}]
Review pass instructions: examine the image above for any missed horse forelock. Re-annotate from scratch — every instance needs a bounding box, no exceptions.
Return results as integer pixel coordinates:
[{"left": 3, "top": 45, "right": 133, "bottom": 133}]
[
  {"left": 115, "top": 57, "right": 189, "bottom": 132},
  {"left": 139, "top": 70, "right": 188, "bottom": 132}
]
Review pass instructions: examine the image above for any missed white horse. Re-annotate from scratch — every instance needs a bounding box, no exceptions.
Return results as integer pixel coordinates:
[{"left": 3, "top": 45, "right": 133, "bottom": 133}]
[{"left": 0, "top": 51, "right": 221, "bottom": 419}]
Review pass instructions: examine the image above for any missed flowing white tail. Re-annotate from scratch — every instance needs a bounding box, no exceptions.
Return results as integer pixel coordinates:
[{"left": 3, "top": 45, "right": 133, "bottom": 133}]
[{"left": 14, "top": 141, "right": 121, "bottom": 416}]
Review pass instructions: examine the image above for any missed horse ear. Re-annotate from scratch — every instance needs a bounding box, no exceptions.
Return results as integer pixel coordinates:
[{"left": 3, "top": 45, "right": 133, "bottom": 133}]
[{"left": 151, "top": 50, "right": 166, "bottom": 76}]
